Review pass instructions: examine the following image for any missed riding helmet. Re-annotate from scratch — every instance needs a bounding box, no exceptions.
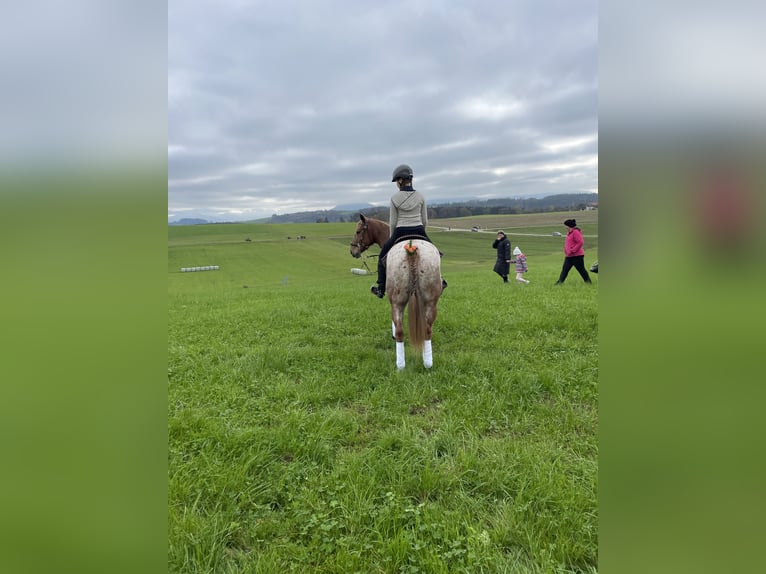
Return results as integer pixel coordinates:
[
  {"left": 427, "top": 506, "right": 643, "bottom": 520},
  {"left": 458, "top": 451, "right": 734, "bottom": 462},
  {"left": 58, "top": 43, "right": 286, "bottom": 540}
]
[{"left": 391, "top": 164, "right": 414, "bottom": 182}]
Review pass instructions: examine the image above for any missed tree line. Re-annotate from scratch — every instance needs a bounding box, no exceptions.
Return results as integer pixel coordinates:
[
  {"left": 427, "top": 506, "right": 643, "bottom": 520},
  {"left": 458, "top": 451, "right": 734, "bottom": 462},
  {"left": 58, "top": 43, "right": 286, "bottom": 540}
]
[{"left": 269, "top": 193, "right": 597, "bottom": 224}]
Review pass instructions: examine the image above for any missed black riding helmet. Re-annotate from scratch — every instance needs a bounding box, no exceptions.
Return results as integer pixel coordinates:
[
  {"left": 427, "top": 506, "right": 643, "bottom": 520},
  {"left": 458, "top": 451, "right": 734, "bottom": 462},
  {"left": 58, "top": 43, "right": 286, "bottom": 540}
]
[{"left": 391, "top": 164, "right": 414, "bottom": 182}]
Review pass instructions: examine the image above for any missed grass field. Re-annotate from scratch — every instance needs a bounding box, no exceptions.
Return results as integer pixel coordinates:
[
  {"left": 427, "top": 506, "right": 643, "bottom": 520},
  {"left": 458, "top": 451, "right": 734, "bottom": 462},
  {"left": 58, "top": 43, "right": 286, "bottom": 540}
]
[{"left": 168, "top": 212, "right": 598, "bottom": 573}]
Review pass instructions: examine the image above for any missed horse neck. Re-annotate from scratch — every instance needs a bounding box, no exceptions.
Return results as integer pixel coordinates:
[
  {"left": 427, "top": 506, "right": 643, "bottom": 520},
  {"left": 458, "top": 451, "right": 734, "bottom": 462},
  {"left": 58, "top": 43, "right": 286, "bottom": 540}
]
[{"left": 370, "top": 220, "right": 390, "bottom": 248}]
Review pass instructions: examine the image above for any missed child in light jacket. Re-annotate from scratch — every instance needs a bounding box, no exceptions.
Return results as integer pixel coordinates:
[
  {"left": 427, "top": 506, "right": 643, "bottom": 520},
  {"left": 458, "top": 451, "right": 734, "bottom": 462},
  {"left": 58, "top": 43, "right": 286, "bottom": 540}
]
[{"left": 513, "top": 246, "right": 530, "bottom": 284}]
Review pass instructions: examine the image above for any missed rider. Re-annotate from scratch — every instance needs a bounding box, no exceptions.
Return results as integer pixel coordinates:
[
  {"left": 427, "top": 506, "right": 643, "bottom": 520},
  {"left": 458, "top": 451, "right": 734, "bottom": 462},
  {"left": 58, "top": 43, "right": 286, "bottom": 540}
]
[{"left": 371, "top": 164, "right": 447, "bottom": 298}]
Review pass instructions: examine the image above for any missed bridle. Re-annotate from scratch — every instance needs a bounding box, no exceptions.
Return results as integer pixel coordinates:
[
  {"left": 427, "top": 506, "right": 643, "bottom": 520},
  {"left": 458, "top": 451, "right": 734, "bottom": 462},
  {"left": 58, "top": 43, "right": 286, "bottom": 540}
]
[{"left": 350, "top": 222, "right": 371, "bottom": 251}]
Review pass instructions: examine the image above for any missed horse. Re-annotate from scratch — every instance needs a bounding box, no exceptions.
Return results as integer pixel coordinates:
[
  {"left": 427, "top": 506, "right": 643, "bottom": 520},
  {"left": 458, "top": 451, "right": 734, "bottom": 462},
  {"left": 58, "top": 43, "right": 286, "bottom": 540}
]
[
  {"left": 349, "top": 213, "right": 389, "bottom": 257},
  {"left": 349, "top": 214, "right": 443, "bottom": 370}
]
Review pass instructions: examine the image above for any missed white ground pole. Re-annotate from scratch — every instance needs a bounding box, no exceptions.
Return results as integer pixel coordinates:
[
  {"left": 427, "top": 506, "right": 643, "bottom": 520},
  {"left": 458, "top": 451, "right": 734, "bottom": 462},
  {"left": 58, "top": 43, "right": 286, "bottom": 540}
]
[{"left": 181, "top": 266, "right": 220, "bottom": 272}]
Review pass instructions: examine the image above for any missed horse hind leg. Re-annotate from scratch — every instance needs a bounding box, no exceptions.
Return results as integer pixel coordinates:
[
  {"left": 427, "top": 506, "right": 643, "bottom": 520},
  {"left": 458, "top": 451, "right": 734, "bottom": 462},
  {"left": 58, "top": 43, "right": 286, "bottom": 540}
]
[
  {"left": 422, "top": 301, "right": 438, "bottom": 368},
  {"left": 391, "top": 306, "right": 405, "bottom": 342},
  {"left": 391, "top": 305, "right": 406, "bottom": 370}
]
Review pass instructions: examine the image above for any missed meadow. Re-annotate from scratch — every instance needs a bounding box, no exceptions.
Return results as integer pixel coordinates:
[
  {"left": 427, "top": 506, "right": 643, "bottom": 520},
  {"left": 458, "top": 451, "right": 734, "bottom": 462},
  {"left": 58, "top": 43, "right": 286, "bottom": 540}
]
[{"left": 168, "top": 212, "right": 598, "bottom": 573}]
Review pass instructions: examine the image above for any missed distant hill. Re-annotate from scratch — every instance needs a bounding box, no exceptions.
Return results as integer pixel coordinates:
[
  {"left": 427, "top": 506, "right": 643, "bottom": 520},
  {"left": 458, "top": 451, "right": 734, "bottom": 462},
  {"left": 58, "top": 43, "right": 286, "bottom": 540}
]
[
  {"left": 168, "top": 218, "right": 212, "bottom": 226},
  {"left": 333, "top": 202, "right": 376, "bottom": 211},
  {"left": 263, "top": 194, "right": 598, "bottom": 224},
  {"left": 169, "top": 193, "right": 597, "bottom": 226},
  {"left": 356, "top": 193, "right": 598, "bottom": 224}
]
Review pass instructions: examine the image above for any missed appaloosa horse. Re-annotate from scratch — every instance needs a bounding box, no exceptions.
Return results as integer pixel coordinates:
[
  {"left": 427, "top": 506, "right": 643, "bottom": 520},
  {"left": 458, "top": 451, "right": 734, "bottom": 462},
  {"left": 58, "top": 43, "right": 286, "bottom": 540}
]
[{"left": 349, "top": 214, "right": 443, "bottom": 370}]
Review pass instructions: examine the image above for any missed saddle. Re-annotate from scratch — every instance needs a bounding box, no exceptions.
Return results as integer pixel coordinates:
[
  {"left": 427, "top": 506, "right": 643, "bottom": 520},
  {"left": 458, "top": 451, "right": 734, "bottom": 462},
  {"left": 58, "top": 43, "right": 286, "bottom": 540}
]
[
  {"left": 382, "top": 234, "right": 442, "bottom": 263},
  {"left": 393, "top": 233, "right": 431, "bottom": 245}
]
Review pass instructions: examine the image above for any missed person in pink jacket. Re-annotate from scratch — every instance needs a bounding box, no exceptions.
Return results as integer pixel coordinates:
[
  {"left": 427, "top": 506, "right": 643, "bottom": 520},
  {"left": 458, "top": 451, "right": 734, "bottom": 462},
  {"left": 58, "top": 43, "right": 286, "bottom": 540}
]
[{"left": 555, "top": 219, "right": 592, "bottom": 284}]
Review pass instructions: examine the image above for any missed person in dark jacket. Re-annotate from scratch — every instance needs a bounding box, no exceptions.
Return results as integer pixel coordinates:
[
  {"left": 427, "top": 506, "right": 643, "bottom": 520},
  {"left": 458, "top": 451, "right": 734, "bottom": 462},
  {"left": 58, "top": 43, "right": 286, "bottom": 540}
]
[
  {"left": 555, "top": 219, "right": 592, "bottom": 284},
  {"left": 492, "top": 230, "right": 511, "bottom": 283}
]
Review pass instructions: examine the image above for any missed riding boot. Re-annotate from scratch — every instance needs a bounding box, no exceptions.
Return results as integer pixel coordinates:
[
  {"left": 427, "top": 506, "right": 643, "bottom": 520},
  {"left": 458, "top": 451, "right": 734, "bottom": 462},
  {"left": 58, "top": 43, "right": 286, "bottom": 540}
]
[{"left": 370, "top": 258, "right": 386, "bottom": 298}]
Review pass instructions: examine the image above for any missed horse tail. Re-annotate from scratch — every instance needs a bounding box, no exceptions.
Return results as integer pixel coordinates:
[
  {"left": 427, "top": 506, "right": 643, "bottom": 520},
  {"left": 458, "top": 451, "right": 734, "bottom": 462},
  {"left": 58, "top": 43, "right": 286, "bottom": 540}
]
[
  {"left": 406, "top": 249, "right": 427, "bottom": 350},
  {"left": 408, "top": 292, "right": 426, "bottom": 350}
]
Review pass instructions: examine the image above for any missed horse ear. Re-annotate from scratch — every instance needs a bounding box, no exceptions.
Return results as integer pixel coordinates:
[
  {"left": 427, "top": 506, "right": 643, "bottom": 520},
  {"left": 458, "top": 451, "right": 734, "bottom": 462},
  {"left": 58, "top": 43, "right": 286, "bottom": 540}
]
[{"left": 359, "top": 214, "right": 367, "bottom": 223}]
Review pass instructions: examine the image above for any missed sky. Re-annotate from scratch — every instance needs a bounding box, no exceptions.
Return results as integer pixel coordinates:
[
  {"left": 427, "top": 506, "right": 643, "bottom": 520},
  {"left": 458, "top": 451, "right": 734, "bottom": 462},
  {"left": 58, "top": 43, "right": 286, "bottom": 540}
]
[{"left": 168, "top": 0, "right": 598, "bottom": 222}]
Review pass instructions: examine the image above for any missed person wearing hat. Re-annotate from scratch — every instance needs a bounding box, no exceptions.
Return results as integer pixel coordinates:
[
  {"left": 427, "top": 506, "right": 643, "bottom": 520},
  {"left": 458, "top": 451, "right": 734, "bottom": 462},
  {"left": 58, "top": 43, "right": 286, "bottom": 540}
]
[
  {"left": 555, "top": 219, "right": 592, "bottom": 285},
  {"left": 513, "top": 246, "right": 530, "bottom": 284},
  {"left": 370, "top": 164, "right": 447, "bottom": 298},
  {"left": 492, "top": 230, "right": 512, "bottom": 283}
]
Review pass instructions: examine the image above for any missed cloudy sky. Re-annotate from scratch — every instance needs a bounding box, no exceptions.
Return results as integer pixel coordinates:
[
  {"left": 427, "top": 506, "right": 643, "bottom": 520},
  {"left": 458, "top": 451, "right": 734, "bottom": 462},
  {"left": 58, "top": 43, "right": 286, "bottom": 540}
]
[{"left": 168, "top": 0, "right": 597, "bottom": 222}]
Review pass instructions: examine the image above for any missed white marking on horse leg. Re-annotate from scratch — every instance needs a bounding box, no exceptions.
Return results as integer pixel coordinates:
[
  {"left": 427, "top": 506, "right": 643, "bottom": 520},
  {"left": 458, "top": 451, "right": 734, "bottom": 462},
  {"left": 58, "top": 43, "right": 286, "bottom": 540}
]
[
  {"left": 391, "top": 320, "right": 396, "bottom": 339},
  {"left": 423, "top": 339, "right": 433, "bottom": 368},
  {"left": 396, "top": 341, "right": 405, "bottom": 370}
]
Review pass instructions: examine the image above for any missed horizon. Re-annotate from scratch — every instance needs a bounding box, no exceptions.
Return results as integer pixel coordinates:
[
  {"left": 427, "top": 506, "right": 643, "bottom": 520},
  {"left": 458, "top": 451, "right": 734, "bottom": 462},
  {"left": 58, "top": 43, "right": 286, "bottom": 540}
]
[{"left": 168, "top": 191, "right": 599, "bottom": 224}]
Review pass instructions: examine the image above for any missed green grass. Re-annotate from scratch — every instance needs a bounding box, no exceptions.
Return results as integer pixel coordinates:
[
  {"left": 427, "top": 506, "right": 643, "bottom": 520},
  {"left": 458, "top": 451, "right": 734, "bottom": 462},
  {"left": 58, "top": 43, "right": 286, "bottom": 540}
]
[{"left": 169, "top": 214, "right": 598, "bottom": 573}]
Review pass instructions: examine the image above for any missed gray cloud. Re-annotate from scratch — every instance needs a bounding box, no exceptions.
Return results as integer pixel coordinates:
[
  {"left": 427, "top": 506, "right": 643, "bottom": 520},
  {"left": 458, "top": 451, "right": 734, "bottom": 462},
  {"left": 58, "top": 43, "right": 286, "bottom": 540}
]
[{"left": 169, "top": 0, "right": 598, "bottom": 221}]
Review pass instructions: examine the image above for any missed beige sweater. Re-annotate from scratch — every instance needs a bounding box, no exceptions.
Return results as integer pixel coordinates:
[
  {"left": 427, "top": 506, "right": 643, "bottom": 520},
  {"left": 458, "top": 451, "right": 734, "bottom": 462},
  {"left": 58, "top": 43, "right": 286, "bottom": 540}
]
[{"left": 389, "top": 190, "right": 428, "bottom": 229}]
